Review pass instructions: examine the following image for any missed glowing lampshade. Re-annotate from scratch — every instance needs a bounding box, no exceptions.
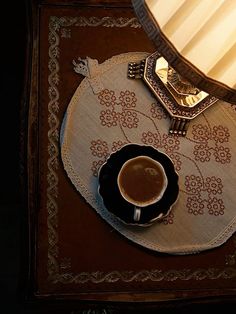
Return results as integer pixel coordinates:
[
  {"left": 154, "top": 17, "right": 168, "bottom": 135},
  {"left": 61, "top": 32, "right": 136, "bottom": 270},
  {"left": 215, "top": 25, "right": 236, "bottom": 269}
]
[
  {"left": 133, "top": 0, "right": 236, "bottom": 103},
  {"left": 130, "top": 0, "right": 236, "bottom": 135}
]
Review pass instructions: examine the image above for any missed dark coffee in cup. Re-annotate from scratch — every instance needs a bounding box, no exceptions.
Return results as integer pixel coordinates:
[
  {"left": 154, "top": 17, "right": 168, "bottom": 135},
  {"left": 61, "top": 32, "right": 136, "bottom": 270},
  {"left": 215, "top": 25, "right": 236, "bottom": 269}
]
[{"left": 117, "top": 156, "right": 167, "bottom": 207}]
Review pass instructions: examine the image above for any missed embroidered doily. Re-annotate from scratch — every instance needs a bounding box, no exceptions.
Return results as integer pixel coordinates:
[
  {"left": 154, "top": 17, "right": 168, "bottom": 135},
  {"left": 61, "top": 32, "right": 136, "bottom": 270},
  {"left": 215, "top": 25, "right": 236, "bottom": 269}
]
[{"left": 60, "top": 52, "right": 236, "bottom": 254}]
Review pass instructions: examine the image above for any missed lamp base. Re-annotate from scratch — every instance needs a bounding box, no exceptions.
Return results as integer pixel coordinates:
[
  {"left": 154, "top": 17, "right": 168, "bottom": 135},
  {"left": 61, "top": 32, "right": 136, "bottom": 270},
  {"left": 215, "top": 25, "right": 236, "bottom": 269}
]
[
  {"left": 155, "top": 57, "right": 209, "bottom": 108},
  {"left": 128, "top": 52, "right": 218, "bottom": 136}
]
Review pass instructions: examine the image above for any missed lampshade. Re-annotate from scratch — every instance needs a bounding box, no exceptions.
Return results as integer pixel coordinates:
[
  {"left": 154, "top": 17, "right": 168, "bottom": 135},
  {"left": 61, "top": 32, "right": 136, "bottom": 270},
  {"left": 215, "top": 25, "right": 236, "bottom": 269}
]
[{"left": 132, "top": 0, "right": 236, "bottom": 105}]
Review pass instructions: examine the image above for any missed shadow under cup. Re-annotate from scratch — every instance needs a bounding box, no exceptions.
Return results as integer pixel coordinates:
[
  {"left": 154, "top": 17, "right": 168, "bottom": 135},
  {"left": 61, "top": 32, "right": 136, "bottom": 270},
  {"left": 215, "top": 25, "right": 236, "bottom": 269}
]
[{"left": 117, "top": 156, "right": 168, "bottom": 222}]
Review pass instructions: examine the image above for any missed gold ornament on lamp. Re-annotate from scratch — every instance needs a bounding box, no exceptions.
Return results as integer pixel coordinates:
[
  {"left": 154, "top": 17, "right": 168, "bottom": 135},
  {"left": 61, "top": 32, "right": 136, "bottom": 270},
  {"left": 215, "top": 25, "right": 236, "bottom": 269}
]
[{"left": 129, "top": 0, "right": 236, "bottom": 136}]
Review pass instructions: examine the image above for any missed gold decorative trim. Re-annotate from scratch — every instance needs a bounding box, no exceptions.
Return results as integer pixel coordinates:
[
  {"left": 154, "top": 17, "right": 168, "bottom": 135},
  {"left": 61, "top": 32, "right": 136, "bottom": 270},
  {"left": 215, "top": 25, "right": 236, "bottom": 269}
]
[
  {"left": 47, "top": 16, "right": 60, "bottom": 277},
  {"left": 52, "top": 267, "right": 236, "bottom": 284},
  {"left": 47, "top": 15, "right": 236, "bottom": 285},
  {"left": 47, "top": 16, "right": 141, "bottom": 281},
  {"left": 51, "top": 16, "right": 141, "bottom": 29}
]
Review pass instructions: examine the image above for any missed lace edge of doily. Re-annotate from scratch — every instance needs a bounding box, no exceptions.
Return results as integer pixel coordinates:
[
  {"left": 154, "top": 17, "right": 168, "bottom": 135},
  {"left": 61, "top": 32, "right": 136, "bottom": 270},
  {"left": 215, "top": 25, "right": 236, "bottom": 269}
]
[{"left": 60, "top": 52, "right": 236, "bottom": 255}]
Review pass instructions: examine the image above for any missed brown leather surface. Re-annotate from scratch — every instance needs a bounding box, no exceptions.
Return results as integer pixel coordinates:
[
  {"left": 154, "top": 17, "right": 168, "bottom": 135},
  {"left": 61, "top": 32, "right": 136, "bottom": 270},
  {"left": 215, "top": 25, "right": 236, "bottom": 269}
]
[{"left": 30, "top": 1, "right": 236, "bottom": 300}]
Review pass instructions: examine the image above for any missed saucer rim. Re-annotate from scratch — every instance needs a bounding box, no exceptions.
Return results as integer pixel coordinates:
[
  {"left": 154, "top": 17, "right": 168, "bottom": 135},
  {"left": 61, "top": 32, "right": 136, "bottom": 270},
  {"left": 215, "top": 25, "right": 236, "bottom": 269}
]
[{"left": 98, "top": 143, "right": 179, "bottom": 226}]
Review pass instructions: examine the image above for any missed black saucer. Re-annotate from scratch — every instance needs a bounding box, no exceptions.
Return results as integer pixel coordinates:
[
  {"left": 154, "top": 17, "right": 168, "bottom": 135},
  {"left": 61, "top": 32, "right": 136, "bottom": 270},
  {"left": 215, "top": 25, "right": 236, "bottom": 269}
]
[{"left": 98, "top": 144, "right": 179, "bottom": 226}]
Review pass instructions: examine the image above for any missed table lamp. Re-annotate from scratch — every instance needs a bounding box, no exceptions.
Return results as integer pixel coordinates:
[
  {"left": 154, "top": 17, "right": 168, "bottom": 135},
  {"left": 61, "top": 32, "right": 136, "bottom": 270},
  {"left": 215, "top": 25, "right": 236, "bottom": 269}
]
[{"left": 129, "top": 0, "right": 236, "bottom": 136}]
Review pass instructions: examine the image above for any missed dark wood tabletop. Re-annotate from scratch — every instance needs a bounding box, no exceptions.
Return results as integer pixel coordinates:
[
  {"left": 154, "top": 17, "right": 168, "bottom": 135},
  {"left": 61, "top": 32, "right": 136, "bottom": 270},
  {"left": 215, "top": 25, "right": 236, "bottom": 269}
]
[{"left": 20, "top": 0, "right": 236, "bottom": 312}]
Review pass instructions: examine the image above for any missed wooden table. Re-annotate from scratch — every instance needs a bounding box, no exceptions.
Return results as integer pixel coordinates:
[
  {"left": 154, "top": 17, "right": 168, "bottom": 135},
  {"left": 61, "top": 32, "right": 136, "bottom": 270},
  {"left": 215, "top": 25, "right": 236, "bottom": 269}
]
[{"left": 21, "top": 0, "right": 236, "bottom": 312}]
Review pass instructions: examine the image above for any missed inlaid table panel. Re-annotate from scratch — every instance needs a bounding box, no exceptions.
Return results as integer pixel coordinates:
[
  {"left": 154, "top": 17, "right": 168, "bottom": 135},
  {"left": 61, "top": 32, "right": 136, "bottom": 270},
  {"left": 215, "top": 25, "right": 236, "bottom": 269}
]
[{"left": 23, "top": 0, "right": 236, "bottom": 312}]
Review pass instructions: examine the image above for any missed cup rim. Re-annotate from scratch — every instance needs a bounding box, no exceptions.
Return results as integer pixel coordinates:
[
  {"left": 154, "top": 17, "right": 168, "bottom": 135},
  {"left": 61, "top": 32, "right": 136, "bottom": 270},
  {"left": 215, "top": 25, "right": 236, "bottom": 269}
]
[
  {"left": 117, "top": 155, "right": 168, "bottom": 207},
  {"left": 97, "top": 143, "right": 179, "bottom": 226}
]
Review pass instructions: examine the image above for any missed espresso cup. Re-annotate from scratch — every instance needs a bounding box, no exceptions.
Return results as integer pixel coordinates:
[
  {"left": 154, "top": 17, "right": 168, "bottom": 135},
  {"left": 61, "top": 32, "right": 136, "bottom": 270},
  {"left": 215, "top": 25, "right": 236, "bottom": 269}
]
[{"left": 117, "top": 155, "right": 168, "bottom": 222}]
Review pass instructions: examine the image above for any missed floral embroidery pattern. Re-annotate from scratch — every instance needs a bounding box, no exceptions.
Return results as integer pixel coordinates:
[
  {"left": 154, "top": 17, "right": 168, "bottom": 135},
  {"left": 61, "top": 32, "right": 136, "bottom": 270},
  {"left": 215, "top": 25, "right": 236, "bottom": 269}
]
[
  {"left": 207, "top": 198, "right": 225, "bottom": 216},
  {"left": 90, "top": 140, "right": 109, "bottom": 158},
  {"left": 120, "top": 110, "right": 139, "bottom": 128},
  {"left": 100, "top": 109, "right": 118, "bottom": 127},
  {"left": 191, "top": 124, "right": 231, "bottom": 164},
  {"left": 141, "top": 131, "right": 160, "bottom": 147},
  {"left": 119, "top": 90, "right": 137, "bottom": 109},
  {"left": 150, "top": 102, "right": 168, "bottom": 120},
  {"left": 162, "top": 212, "right": 174, "bottom": 225},
  {"left": 98, "top": 89, "right": 140, "bottom": 130},
  {"left": 98, "top": 89, "right": 169, "bottom": 132},
  {"left": 98, "top": 89, "right": 116, "bottom": 107},
  {"left": 89, "top": 88, "right": 231, "bottom": 222},
  {"left": 186, "top": 195, "right": 204, "bottom": 216},
  {"left": 90, "top": 89, "right": 169, "bottom": 176},
  {"left": 90, "top": 140, "right": 109, "bottom": 176},
  {"left": 141, "top": 131, "right": 181, "bottom": 171},
  {"left": 111, "top": 140, "right": 127, "bottom": 152},
  {"left": 185, "top": 175, "right": 225, "bottom": 216},
  {"left": 90, "top": 139, "right": 127, "bottom": 176}
]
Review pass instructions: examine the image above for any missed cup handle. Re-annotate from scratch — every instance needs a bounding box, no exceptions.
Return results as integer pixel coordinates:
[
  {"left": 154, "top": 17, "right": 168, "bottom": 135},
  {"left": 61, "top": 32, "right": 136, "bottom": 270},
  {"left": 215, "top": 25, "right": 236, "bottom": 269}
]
[{"left": 133, "top": 207, "right": 141, "bottom": 222}]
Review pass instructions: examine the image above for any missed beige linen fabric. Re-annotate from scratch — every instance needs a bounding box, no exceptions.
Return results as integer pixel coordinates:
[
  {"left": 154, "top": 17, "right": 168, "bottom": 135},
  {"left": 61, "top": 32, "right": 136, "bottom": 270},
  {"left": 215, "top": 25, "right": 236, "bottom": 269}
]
[{"left": 61, "top": 52, "right": 236, "bottom": 254}]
